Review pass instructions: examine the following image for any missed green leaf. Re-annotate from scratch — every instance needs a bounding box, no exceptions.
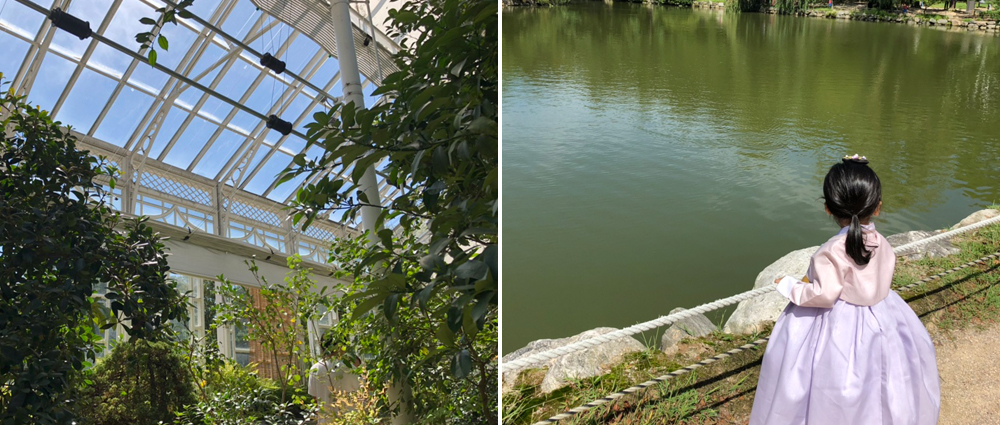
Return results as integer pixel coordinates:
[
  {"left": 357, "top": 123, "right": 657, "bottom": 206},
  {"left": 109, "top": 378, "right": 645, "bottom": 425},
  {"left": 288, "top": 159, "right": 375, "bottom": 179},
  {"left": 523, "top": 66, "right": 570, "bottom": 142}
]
[
  {"left": 446, "top": 306, "right": 462, "bottom": 332},
  {"left": 450, "top": 349, "right": 472, "bottom": 379},
  {"left": 352, "top": 292, "right": 389, "bottom": 320},
  {"left": 383, "top": 293, "right": 400, "bottom": 321},
  {"left": 368, "top": 273, "right": 405, "bottom": 291},
  {"left": 436, "top": 322, "right": 454, "bottom": 347},
  {"left": 158, "top": 35, "right": 169, "bottom": 51},
  {"left": 415, "top": 282, "right": 438, "bottom": 310},
  {"left": 429, "top": 237, "right": 450, "bottom": 256},
  {"left": 463, "top": 304, "right": 478, "bottom": 338},
  {"left": 147, "top": 49, "right": 157, "bottom": 66},
  {"left": 377, "top": 229, "right": 394, "bottom": 250},
  {"left": 454, "top": 260, "right": 488, "bottom": 280},
  {"left": 139, "top": 17, "right": 157, "bottom": 25},
  {"left": 471, "top": 291, "right": 493, "bottom": 324}
]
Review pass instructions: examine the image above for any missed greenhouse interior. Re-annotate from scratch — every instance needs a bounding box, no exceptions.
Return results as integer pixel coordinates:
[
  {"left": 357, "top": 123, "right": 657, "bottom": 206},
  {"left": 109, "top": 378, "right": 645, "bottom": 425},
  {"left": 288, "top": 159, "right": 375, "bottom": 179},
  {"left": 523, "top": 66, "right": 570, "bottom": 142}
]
[{"left": 0, "top": 0, "right": 498, "bottom": 422}]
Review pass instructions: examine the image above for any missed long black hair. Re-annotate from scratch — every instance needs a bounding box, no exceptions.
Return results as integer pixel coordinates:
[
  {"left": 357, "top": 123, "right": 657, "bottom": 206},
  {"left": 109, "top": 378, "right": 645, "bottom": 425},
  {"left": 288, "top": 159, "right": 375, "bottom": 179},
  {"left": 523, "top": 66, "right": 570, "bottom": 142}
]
[{"left": 822, "top": 160, "right": 882, "bottom": 265}]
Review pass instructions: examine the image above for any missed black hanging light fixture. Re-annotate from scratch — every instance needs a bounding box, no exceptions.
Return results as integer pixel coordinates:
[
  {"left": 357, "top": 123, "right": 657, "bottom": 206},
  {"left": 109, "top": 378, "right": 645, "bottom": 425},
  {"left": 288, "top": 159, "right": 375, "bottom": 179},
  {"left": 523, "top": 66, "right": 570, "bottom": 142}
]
[
  {"left": 49, "top": 8, "right": 92, "bottom": 40},
  {"left": 266, "top": 115, "right": 293, "bottom": 136},
  {"left": 363, "top": 34, "right": 373, "bottom": 47},
  {"left": 259, "top": 53, "right": 286, "bottom": 74}
]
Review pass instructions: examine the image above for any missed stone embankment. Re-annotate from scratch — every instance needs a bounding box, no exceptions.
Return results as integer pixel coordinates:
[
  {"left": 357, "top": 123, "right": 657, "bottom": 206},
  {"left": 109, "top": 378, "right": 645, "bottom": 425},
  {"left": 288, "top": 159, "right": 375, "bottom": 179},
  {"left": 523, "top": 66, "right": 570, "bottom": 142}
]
[
  {"left": 502, "top": 208, "right": 999, "bottom": 395},
  {"left": 691, "top": 1, "right": 1000, "bottom": 34}
]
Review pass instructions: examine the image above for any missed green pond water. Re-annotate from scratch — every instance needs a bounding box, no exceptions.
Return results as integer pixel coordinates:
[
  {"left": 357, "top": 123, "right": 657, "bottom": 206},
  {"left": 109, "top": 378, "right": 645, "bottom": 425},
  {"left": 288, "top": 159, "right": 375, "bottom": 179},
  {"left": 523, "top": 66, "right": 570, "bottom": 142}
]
[{"left": 502, "top": 3, "right": 1000, "bottom": 352}]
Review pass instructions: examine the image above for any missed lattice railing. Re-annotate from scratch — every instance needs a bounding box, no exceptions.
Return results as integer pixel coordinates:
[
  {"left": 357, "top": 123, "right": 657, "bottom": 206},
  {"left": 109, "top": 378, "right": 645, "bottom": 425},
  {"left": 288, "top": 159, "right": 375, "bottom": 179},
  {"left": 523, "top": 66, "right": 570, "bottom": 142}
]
[
  {"left": 72, "top": 135, "right": 362, "bottom": 267},
  {"left": 226, "top": 195, "right": 283, "bottom": 228},
  {"left": 140, "top": 169, "right": 214, "bottom": 207}
]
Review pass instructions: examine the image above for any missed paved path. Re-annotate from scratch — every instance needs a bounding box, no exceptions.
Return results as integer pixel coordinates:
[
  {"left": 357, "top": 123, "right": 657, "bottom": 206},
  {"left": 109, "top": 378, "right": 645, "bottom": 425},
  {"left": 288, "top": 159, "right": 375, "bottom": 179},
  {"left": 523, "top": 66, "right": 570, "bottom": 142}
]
[{"left": 936, "top": 324, "right": 1000, "bottom": 425}]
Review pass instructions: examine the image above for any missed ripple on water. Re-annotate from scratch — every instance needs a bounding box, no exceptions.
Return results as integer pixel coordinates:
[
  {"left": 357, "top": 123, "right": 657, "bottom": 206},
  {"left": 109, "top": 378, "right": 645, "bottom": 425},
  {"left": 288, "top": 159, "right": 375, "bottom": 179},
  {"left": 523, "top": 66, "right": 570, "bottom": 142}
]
[{"left": 502, "top": 3, "right": 1000, "bottom": 350}]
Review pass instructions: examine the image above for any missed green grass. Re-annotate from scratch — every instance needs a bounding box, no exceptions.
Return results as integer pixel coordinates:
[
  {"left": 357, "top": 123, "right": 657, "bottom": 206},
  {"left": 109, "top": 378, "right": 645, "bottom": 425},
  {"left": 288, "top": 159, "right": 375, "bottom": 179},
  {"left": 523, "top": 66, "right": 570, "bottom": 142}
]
[{"left": 504, "top": 211, "right": 1000, "bottom": 425}]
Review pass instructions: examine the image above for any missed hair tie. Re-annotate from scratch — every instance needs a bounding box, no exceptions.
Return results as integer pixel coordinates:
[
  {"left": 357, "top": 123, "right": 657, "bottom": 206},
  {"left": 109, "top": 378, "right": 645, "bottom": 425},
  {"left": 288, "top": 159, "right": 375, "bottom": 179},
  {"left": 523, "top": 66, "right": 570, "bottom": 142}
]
[{"left": 842, "top": 154, "right": 869, "bottom": 165}]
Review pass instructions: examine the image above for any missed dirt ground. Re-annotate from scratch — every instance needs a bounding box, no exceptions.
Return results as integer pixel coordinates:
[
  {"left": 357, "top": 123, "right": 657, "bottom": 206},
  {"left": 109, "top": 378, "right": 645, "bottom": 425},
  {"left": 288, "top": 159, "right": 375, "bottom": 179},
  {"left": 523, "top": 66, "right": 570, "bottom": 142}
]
[{"left": 934, "top": 323, "right": 1000, "bottom": 425}]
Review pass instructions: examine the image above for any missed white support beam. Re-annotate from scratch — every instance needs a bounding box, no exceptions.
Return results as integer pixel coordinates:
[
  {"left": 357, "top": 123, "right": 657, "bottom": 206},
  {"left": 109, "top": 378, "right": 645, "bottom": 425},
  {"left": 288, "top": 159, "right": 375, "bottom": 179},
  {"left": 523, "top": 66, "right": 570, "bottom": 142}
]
[
  {"left": 124, "top": 0, "right": 243, "bottom": 153},
  {"left": 187, "top": 30, "right": 310, "bottom": 173},
  {"left": 257, "top": 78, "right": 373, "bottom": 197},
  {"left": 50, "top": 0, "right": 125, "bottom": 120},
  {"left": 11, "top": 0, "right": 66, "bottom": 99},
  {"left": 156, "top": 15, "right": 281, "bottom": 162}
]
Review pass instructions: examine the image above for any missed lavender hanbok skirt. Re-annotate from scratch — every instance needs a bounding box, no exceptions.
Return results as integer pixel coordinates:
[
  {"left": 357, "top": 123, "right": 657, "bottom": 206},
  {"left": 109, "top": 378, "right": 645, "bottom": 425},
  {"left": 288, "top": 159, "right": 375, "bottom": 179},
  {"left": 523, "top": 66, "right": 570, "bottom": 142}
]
[{"left": 750, "top": 291, "right": 940, "bottom": 425}]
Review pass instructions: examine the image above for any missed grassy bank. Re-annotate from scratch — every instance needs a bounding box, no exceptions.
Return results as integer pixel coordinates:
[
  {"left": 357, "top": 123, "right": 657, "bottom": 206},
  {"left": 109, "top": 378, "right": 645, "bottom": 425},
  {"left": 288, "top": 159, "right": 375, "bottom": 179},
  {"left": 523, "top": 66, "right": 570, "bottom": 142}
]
[{"left": 503, "top": 212, "right": 1000, "bottom": 425}]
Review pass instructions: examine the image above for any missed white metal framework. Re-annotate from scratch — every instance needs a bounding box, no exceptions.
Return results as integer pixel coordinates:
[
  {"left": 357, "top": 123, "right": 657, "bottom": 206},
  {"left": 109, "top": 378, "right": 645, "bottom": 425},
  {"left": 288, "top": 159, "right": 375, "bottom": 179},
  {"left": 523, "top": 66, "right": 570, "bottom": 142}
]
[{"left": 0, "top": 0, "right": 403, "bottom": 268}]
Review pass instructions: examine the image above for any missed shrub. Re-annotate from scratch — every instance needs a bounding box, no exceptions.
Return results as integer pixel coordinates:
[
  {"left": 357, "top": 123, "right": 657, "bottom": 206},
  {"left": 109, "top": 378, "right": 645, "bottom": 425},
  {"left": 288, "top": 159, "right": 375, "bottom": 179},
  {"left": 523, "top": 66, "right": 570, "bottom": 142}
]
[
  {"left": 75, "top": 340, "right": 196, "bottom": 425},
  {"left": 173, "top": 361, "right": 317, "bottom": 425},
  {"left": 979, "top": 9, "right": 1000, "bottom": 19},
  {"left": 1, "top": 75, "right": 113, "bottom": 424}
]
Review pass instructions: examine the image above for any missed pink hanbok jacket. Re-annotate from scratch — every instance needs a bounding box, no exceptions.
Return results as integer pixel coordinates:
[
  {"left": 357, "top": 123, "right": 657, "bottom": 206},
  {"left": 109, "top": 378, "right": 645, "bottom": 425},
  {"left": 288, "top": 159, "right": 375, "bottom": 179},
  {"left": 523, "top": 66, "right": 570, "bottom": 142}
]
[{"left": 776, "top": 223, "right": 895, "bottom": 308}]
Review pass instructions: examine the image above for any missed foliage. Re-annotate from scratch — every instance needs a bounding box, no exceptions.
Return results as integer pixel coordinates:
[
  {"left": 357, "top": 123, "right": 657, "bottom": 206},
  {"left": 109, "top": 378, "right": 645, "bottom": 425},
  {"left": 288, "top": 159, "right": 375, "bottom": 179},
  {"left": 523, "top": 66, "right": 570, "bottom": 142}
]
[
  {"left": 135, "top": 0, "right": 194, "bottom": 66},
  {"left": 1, "top": 74, "right": 189, "bottom": 423},
  {"left": 727, "top": 0, "right": 769, "bottom": 12},
  {"left": 319, "top": 372, "right": 385, "bottom": 425},
  {"left": 851, "top": 8, "right": 897, "bottom": 18},
  {"left": 979, "top": 9, "right": 1000, "bottom": 18},
  {"left": 215, "top": 256, "right": 329, "bottom": 403},
  {"left": 0, "top": 74, "right": 113, "bottom": 424},
  {"left": 775, "top": 0, "right": 806, "bottom": 14},
  {"left": 98, "top": 216, "right": 189, "bottom": 342},
  {"left": 654, "top": 0, "right": 696, "bottom": 6},
  {"left": 73, "top": 340, "right": 196, "bottom": 425},
  {"left": 323, "top": 229, "right": 498, "bottom": 424},
  {"left": 172, "top": 361, "right": 318, "bottom": 425},
  {"left": 277, "top": 0, "right": 497, "bottom": 419},
  {"left": 868, "top": 0, "right": 896, "bottom": 11}
]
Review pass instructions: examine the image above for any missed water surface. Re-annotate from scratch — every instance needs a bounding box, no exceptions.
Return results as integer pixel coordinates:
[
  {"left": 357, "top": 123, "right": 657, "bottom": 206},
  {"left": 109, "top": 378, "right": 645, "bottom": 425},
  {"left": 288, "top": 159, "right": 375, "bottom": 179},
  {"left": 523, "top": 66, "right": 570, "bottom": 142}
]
[{"left": 502, "top": 4, "right": 1000, "bottom": 351}]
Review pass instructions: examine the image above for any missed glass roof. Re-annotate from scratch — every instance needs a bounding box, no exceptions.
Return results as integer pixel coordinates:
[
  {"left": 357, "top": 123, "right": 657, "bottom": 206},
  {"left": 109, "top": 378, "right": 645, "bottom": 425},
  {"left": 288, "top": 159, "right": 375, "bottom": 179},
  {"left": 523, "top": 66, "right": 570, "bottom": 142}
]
[{"left": 0, "top": 0, "right": 400, "bottom": 237}]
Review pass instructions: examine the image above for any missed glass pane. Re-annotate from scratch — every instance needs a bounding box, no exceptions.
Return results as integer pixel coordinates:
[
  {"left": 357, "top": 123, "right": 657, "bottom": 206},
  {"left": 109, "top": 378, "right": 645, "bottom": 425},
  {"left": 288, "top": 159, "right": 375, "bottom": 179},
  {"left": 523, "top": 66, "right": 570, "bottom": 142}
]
[
  {"left": 220, "top": 0, "right": 259, "bottom": 42},
  {"left": 57, "top": 67, "right": 118, "bottom": 134},
  {"left": 243, "top": 152, "right": 292, "bottom": 195},
  {"left": 0, "top": 31, "right": 32, "bottom": 82},
  {"left": 171, "top": 319, "right": 191, "bottom": 341},
  {"left": 93, "top": 87, "right": 155, "bottom": 147},
  {"left": 146, "top": 106, "right": 189, "bottom": 158},
  {"left": 27, "top": 53, "right": 75, "bottom": 113},
  {"left": 192, "top": 129, "right": 244, "bottom": 178},
  {"left": 163, "top": 116, "right": 218, "bottom": 168},
  {"left": 234, "top": 322, "right": 249, "bottom": 350},
  {"left": 203, "top": 280, "right": 217, "bottom": 341},
  {"left": 0, "top": 0, "right": 47, "bottom": 37},
  {"left": 235, "top": 352, "right": 250, "bottom": 366},
  {"left": 171, "top": 273, "right": 192, "bottom": 295}
]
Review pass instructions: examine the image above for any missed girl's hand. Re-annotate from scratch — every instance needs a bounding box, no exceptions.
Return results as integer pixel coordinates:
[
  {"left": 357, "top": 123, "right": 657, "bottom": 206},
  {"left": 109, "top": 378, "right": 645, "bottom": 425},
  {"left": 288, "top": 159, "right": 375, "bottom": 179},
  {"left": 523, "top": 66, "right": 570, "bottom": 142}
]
[{"left": 775, "top": 275, "right": 811, "bottom": 284}]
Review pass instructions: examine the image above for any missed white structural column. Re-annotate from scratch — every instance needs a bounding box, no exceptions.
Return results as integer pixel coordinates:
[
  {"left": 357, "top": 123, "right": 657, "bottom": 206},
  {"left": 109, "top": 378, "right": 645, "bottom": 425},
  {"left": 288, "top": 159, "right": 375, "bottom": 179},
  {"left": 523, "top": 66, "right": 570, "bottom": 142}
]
[
  {"left": 329, "top": 1, "right": 413, "bottom": 423},
  {"left": 329, "top": 0, "right": 383, "bottom": 241}
]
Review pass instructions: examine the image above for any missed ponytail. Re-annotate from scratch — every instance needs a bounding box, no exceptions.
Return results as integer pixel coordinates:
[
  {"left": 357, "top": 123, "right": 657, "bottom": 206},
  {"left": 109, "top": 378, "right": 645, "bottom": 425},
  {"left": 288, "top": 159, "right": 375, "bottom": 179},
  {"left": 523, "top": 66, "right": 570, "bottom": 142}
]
[
  {"left": 845, "top": 213, "right": 873, "bottom": 265},
  {"left": 824, "top": 157, "right": 881, "bottom": 266}
]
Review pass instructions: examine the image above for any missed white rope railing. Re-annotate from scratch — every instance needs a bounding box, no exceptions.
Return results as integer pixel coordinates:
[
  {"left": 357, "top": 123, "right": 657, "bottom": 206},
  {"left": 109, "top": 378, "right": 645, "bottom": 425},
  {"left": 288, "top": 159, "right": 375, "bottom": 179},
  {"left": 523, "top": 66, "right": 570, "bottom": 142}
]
[{"left": 502, "top": 213, "right": 1000, "bottom": 374}]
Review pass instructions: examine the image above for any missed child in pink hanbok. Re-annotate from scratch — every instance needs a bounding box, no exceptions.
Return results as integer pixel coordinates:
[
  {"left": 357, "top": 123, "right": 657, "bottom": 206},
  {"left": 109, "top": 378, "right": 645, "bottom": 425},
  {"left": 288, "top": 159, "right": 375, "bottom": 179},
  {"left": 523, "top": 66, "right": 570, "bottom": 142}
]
[{"left": 750, "top": 155, "right": 940, "bottom": 425}]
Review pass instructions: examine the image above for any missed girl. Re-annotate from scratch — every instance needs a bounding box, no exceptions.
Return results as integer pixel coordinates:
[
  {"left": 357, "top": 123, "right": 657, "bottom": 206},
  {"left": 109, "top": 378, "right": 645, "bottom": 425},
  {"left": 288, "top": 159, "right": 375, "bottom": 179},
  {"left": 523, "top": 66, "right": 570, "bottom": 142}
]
[{"left": 749, "top": 155, "right": 940, "bottom": 425}]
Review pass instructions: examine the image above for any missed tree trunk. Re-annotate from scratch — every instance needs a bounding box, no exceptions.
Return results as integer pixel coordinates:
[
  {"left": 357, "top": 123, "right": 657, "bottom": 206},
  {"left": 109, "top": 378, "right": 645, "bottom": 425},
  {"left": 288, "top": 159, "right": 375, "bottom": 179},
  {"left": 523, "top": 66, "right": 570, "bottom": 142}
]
[{"left": 388, "top": 363, "right": 415, "bottom": 425}]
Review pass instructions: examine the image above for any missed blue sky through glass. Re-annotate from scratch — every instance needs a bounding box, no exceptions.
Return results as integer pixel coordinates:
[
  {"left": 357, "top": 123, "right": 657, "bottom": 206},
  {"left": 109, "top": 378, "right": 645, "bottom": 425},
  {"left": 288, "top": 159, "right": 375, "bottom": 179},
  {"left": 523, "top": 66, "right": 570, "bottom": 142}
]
[
  {"left": 57, "top": 67, "right": 117, "bottom": 133},
  {"left": 1, "top": 0, "right": 389, "bottom": 229}
]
